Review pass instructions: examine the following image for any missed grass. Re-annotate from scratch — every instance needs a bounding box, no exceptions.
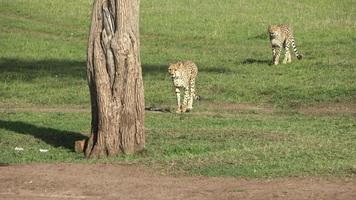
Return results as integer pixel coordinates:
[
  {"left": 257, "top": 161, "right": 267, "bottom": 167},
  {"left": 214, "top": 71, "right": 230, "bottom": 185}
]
[
  {"left": 0, "top": 0, "right": 355, "bottom": 178},
  {"left": 1, "top": 109, "right": 355, "bottom": 177},
  {"left": 145, "top": 111, "right": 356, "bottom": 177}
]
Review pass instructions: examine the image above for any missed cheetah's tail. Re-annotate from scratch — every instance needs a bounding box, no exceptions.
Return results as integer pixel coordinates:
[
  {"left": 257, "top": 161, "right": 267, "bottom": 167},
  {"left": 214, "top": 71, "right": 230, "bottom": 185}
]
[{"left": 291, "top": 37, "right": 302, "bottom": 60}]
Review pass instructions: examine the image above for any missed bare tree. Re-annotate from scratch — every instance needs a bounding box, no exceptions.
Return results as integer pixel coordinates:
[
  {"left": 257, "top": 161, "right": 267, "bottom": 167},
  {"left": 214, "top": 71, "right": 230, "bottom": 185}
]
[{"left": 84, "top": 0, "right": 144, "bottom": 158}]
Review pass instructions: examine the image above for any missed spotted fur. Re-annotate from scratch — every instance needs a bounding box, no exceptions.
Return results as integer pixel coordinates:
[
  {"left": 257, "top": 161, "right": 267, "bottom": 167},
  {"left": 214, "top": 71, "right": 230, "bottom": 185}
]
[
  {"left": 168, "top": 61, "right": 198, "bottom": 113},
  {"left": 268, "top": 24, "right": 302, "bottom": 65}
]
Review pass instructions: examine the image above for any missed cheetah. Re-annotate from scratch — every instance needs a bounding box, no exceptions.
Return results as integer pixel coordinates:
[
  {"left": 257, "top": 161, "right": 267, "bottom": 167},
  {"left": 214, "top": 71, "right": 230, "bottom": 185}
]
[
  {"left": 168, "top": 61, "right": 198, "bottom": 113},
  {"left": 268, "top": 24, "right": 303, "bottom": 65}
]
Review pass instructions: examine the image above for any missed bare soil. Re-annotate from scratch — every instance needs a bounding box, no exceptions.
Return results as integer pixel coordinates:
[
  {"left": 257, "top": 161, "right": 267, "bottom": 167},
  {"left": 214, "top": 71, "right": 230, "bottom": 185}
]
[
  {"left": 297, "top": 102, "right": 356, "bottom": 116},
  {"left": 0, "top": 164, "right": 355, "bottom": 200},
  {"left": 1, "top": 103, "right": 355, "bottom": 199}
]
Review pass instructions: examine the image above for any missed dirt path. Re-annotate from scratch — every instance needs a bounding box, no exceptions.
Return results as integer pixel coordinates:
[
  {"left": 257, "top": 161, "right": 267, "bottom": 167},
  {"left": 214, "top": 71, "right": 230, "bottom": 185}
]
[{"left": 0, "top": 164, "right": 355, "bottom": 200}]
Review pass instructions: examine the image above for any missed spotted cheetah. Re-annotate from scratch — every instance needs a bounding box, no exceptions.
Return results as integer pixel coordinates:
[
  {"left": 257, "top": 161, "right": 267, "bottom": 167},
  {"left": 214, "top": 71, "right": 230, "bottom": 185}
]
[
  {"left": 268, "top": 24, "right": 303, "bottom": 65},
  {"left": 168, "top": 61, "right": 198, "bottom": 113}
]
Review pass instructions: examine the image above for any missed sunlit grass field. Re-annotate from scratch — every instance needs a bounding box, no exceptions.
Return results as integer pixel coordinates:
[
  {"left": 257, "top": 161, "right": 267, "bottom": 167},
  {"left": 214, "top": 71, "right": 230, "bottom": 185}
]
[{"left": 0, "top": 0, "right": 355, "bottom": 178}]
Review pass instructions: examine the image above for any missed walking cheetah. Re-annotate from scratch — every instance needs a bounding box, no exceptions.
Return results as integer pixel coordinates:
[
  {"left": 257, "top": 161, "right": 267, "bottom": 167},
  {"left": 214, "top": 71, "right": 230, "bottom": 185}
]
[
  {"left": 168, "top": 61, "right": 198, "bottom": 113},
  {"left": 268, "top": 24, "right": 303, "bottom": 65}
]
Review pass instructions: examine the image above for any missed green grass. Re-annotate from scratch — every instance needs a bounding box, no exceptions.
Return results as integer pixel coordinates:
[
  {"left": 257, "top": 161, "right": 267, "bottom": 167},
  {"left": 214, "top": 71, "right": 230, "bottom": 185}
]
[
  {"left": 1, "top": 110, "right": 355, "bottom": 178},
  {"left": 0, "top": 0, "right": 355, "bottom": 178},
  {"left": 145, "top": 111, "right": 356, "bottom": 177}
]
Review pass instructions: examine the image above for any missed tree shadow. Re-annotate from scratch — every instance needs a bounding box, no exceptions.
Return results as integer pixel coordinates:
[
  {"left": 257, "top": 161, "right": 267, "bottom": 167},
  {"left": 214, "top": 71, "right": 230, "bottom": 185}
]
[
  {"left": 142, "top": 63, "right": 232, "bottom": 74},
  {"left": 1, "top": 58, "right": 234, "bottom": 80},
  {"left": 0, "top": 120, "right": 87, "bottom": 151},
  {"left": 142, "top": 64, "right": 168, "bottom": 74},
  {"left": 201, "top": 67, "right": 232, "bottom": 73},
  {"left": 248, "top": 33, "right": 268, "bottom": 40},
  {"left": 241, "top": 58, "right": 271, "bottom": 65},
  {"left": 0, "top": 58, "right": 87, "bottom": 80},
  {"left": 0, "top": 58, "right": 172, "bottom": 78}
]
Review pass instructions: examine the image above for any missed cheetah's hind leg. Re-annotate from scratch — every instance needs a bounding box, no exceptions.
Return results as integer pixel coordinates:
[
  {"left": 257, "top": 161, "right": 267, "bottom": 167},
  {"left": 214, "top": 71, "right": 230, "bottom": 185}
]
[
  {"left": 283, "top": 41, "right": 292, "bottom": 64},
  {"left": 187, "top": 78, "right": 196, "bottom": 111}
]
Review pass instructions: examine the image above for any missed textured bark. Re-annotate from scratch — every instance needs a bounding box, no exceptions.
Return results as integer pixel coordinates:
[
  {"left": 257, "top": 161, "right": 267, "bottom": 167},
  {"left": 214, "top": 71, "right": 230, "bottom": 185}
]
[{"left": 85, "top": 0, "right": 144, "bottom": 158}]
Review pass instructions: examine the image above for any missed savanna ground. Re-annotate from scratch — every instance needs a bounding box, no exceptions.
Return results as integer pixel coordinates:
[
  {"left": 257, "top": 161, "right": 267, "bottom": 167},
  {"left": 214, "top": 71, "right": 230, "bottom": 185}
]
[{"left": 0, "top": 0, "right": 355, "bottom": 199}]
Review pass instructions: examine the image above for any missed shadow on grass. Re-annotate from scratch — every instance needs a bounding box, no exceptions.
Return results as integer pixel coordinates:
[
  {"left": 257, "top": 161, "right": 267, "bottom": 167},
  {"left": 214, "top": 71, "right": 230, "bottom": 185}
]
[
  {"left": 1, "top": 58, "right": 233, "bottom": 80},
  {"left": 0, "top": 58, "right": 171, "bottom": 78},
  {"left": 143, "top": 63, "right": 232, "bottom": 74},
  {"left": 248, "top": 33, "right": 268, "bottom": 40},
  {"left": 202, "top": 67, "right": 232, "bottom": 73},
  {"left": 241, "top": 58, "right": 271, "bottom": 65},
  {"left": 142, "top": 64, "right": 167, "bottom": 74},
  {"left": 0, "top": 58, "right": 87, "bottom": 80},
  {"left": 0, "top": 120, "right": 87, "bottom": 151}
]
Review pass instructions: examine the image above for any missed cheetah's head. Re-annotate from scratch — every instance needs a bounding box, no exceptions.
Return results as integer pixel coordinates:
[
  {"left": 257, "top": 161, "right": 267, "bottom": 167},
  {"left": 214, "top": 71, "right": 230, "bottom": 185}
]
[
  {"left": 268, "top": 25, "right": 279, "bottom": 38},
  {"left": 168, "top": 62, "right": 182, "bottom": 78}
]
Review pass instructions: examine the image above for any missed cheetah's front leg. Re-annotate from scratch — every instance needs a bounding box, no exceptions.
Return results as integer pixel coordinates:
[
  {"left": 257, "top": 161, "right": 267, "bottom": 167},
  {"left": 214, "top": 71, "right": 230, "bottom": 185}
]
[
  {"left": 272, "top": 47, "right": 281, "bottom": 65},
  {"left": 175, "top": 88, "right": 182, "bottom": 113}
]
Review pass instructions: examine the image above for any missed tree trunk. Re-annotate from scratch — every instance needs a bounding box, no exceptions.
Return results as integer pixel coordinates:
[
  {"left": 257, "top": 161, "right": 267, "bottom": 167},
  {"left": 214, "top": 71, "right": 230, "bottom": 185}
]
[{"left": 85, "top": 0, "right": 144, "bottom": 158}]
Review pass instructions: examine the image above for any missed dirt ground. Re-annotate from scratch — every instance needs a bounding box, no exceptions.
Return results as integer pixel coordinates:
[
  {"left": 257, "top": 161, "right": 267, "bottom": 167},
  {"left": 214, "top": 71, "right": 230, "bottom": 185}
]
[{"left": 0, "top": 164, "right": 355, "bottom": 200}]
